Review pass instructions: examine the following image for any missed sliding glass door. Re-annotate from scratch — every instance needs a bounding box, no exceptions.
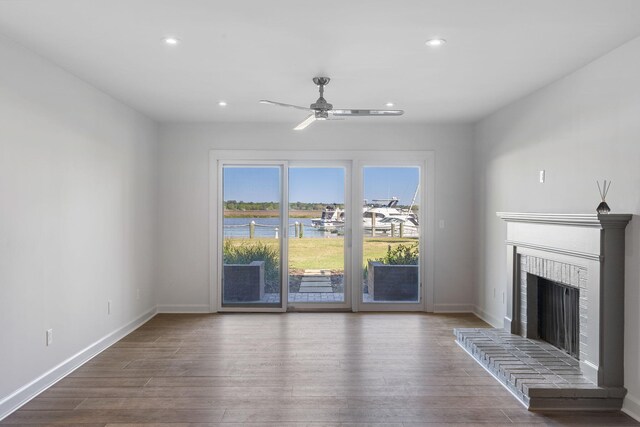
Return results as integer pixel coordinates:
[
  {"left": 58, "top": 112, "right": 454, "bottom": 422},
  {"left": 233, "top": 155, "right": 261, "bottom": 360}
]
[
  {"left": 221, "top": 164, "right": 285, "bottom": 309},
  {"left": 357, "top": 164, "right": 424, "bottom": 311},
  {"left": 287, "top": 165, "right": 349, "bottom": 308},
  {"left": 214, "top": 152, "right": 431, "bottom": 312}
]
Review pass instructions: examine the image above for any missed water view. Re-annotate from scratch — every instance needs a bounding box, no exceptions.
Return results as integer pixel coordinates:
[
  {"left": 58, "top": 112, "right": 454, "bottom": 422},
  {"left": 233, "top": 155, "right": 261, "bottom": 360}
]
[{"left": 224, "top": 217, "right": 339, "bottom": 238}]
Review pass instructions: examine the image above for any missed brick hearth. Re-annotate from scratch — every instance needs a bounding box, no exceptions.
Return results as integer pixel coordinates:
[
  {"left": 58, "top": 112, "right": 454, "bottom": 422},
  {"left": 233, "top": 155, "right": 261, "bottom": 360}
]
[{"left": 455, "top": 328, "right": 626, "bottom": 410}]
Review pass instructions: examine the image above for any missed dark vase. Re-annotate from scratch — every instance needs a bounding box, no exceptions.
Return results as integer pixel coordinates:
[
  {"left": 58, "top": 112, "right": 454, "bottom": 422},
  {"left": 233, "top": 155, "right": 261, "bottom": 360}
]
[{"left": 596, "top": 201, "right": 611, "bottom": 214}]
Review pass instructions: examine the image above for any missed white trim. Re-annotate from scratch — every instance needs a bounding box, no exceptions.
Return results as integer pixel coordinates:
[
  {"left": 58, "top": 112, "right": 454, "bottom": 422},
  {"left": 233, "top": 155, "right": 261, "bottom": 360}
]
[
  {"left": 506, "top": 240, "right": 601, "bottom": 261},
  {"left": 0, "top": 307, "right": 157, "bottom": 421},
  {"left": 208, "top": 151, "right": 219, "bottom": 312},
  {"left": 425, "top": 153, "right": 436, "bottom": 312},
  {"left": 623, "top": 393, "right": 640, "bottom": 422},
  {"left": 473, "top": 305, "right": 502, "bottom": 328},
  {"left": 156, "top": 304, "right": 210, "bottom": 313},
  {"left": 496, "top": 212, "right": 632, "bottom": 228},
  {"left": 282, "top": 162, "right": 289, "bottom": 309},
  {"left": 433, "top": 303, "right": 475, "bottom": 313},
  {"left": 351, "top": 159, "right": 362, "bottom": 312}
]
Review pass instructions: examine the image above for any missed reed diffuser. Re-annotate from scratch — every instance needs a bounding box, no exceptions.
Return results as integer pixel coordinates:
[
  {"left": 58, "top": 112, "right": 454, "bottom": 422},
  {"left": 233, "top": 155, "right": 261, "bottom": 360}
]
[{"left": 596, "top": 180, "right": 611, "bottom": 214}]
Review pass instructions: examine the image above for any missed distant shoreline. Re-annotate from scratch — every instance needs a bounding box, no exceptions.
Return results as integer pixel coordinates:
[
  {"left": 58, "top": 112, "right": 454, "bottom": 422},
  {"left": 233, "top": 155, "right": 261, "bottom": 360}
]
[{"left": 225, "top": 210, "right": 320, "bottom": 218}]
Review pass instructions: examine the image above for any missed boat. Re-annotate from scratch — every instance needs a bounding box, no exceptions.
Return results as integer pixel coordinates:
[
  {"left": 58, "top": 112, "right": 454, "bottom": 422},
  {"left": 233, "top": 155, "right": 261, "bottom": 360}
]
[
  {"left": 362, "top": 197, "right": 419, "bottom": 236},
  {"left": 363, "top": 198, "right": 417, "bottom": 225},
  {"left": 311, "top": 204, "right": 345, "bottom": 230}
]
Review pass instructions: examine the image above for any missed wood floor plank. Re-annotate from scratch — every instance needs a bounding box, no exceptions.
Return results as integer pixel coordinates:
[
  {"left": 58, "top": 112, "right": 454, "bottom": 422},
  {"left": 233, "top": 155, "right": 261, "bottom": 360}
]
[
  {"left": 221, "top": 408, "right": 342, "bottom": 423},
  {"left": 344, "top": 395, "right": 524, "bottom": 409},
  {"left": 76, "top": 396, "right": 347, "bottom": 410},
  {"left": 338, "top": 407, "right": 512, "bottom": 423},
  {"left": 146, "top": 376, "right": 387, "bottom": 387},
  {"left": 104, "top": 424, "right": 403, "bottom": 427},
  {"left": 292, "top": 385, "right": 512, "bottom": 398},
  {"left": 18, "top": 397, "right": 86, "bottom": 411},
  {"left": 55, "top": 377, "right": 152, "bottom": 388},
  {"left": 41, "top": 386, "right": 293, "bottom": 399},
  {"left": 1, "top": 409, "right": 224, "bottom": 424},
  {"left": 3, "top": 313, "right": 638, "bottom": 425}
]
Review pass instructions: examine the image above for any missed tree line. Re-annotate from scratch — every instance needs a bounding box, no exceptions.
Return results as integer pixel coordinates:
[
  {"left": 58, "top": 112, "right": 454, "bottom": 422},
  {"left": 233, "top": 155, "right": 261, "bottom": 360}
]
[
  {"left": 225, "top": 201, "right": 345, "bottom": 211},
  {"left": 224, "top": 201, "right": 418, "bottom": 211}
]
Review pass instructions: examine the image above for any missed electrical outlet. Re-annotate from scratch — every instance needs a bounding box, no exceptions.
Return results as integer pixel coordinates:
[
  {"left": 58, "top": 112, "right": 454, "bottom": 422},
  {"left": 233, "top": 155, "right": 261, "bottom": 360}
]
[
  {"left": 539, "top": 170, "right": 545, "bottom": 183},
  {"left": 46, "top": 329, "right": 53, "bottom": 346},
  {"left": 439, "top": 219, "right": 445, "bottom": 229},
  {"left": 107, "top": 300, "right": 111, "bottom": 315},
  {"left": 502, "top": 291, "right": 505, "bottom": 304}
]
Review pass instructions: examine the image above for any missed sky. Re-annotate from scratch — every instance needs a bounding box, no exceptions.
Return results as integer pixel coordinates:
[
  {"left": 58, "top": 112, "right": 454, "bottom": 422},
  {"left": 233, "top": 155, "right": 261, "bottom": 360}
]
[
  {"left": 364, "top": 167, "right": 419, "bottom": 205},
  {"left": 223, "top": 166, "right": 419, "bottom": 205}
]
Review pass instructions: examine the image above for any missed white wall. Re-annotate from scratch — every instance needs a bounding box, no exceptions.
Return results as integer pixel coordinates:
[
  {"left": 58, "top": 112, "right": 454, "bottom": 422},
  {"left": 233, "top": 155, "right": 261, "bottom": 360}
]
[
  {"left": 473, "top": 35, "right": 640, "bottom": 418},
  {"left": 0, "top": 34, "right": 158, "bottom": 409},
  {"left": 157, "top": 122, "right": 474, "bottom": 312}
]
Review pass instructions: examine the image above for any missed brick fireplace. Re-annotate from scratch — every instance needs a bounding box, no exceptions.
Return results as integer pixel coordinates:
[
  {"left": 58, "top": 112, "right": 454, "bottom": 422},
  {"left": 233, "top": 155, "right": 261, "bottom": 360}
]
[{"left": 456, "top": 213, "right": 631, "bottom": 410}]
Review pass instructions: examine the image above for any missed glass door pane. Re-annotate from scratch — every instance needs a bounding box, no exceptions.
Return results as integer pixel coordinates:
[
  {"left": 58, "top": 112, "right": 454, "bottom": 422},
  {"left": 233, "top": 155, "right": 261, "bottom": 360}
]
[
  {"left": 222, "top": 166, "right": 283, "bottom": 307},
  {"left": 288, "top": 167, "right": 346, "bottom": 304},
  {"left": 362, "top": 166, "right": 420, "bottom": 304}
]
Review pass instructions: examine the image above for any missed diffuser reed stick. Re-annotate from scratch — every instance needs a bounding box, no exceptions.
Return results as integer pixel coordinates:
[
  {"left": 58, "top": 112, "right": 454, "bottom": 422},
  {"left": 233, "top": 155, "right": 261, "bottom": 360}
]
[{"left": 596, "top": 180, "right": 611, "bottom": 214}]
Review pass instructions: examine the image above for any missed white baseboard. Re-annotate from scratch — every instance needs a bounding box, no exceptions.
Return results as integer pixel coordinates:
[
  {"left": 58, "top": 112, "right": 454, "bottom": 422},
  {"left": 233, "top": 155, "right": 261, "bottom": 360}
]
[
  {"left": 157, "top": 304, "right": 210, "bottom": 313},
  {"left": 0, "top": 306, "right": 157, "bottom": 421},
  {"left": 473, "top": 305, "right": 502, "bottom": 328},
  {"left": 623, "top": 393, "right": 640, "bottom": 422},
  {"left": 433, "top": 303, "right": 475, "bottom": 313}
]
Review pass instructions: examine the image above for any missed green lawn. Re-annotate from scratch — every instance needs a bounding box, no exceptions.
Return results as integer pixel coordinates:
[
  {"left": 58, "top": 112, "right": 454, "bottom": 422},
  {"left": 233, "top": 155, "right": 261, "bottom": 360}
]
[{"left": 224, "top": 237, "right": 418, "bottom": 271}]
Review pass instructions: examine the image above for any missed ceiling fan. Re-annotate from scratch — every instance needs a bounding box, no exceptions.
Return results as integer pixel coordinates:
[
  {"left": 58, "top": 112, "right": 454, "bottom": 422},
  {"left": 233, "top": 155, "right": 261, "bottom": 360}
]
[{"left": 259, "top": 77, "right": 404, "bottom": 130}]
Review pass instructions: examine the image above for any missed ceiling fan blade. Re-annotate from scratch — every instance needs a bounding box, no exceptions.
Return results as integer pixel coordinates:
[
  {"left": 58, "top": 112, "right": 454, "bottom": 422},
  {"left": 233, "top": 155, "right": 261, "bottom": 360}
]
[
  {"left": 259, "top": 100, "right": 311, "bottom": 112},
  {"left": 294, "top": 114, "right": 316, "bottom": 130},
  {"left": 330, "top": 109, "right": 404, "bottom": 116}
]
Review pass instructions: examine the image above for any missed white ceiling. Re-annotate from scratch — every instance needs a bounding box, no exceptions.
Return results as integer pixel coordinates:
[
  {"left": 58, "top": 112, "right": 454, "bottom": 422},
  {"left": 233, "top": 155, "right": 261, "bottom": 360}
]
[{"left": 1, "top": 0, "right": 640, "bottom": 123}]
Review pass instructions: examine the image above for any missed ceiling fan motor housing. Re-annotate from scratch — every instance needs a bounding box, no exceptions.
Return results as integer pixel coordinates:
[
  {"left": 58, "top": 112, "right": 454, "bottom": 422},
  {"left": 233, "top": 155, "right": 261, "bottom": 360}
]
[
  {"left": 312, "top": 77, "right": 330, "bottom": 86},
  {"left": 310, "top": 99, "right": 332, "bottom": 111}
]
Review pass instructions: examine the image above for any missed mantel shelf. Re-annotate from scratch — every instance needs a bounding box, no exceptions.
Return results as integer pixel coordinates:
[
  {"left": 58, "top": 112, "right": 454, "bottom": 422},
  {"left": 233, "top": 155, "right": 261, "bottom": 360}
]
[{"left": 496, "top": 212, "right": 632, "bottom": 228}]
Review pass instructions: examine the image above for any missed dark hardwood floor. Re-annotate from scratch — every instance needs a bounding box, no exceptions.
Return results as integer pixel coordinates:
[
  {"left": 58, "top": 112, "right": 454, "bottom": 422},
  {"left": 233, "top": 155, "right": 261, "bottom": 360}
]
[{"left": 2, "top": 313, "right": 638, "bottom": 425}]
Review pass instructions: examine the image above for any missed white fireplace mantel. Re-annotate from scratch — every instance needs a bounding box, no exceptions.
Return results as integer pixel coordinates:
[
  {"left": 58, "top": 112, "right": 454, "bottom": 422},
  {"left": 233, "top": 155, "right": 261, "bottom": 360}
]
[
  {"left": 497, "top": 212, "right": 632, "bottom": 387},
  {"left": 496, "top": 212, "right": 632, "bottom": 228}
]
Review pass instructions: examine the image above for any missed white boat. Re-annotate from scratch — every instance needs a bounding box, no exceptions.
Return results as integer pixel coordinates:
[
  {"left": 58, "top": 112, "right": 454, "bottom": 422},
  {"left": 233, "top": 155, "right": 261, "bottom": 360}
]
[
  {"left": 361, "top": 198, "right": 419, "bottom": 236},
  {"left": 311, "top": 204, "right": 345, "bottom": 230},
  {"left": 362, "top": 198, "right": 417, "bottom": 226}
]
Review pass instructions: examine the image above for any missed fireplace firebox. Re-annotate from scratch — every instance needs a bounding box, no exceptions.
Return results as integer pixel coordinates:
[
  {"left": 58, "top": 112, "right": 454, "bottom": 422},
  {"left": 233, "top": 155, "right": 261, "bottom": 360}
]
[{"left": 537, "top": 278, "right": 579, "bottom": 359}]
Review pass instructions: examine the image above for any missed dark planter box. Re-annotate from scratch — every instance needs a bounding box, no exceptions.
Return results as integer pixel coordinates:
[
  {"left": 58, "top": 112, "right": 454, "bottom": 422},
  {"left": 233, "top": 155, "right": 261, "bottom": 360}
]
[
  {"left": 223, "top": 261, "right": 265, "bottom": 302},
  {"left": 367, "top": 261, "right": 419, "bottom": 301}
]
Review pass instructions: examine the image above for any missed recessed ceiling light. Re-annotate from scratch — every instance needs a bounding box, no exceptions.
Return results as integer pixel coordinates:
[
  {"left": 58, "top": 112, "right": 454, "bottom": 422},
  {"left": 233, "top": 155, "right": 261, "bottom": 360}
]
[
  {"left": 218, "top": 101, "right": 227, "bottom": 107},
  {"left": 425, "top": 38, "right": 446, "bottom": 47},
  {"left": 385, "top": 102, "right": 395, "bottom": 107},
  {"left": 163, "top": 37, "right": 180, "bottom": 46}
]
